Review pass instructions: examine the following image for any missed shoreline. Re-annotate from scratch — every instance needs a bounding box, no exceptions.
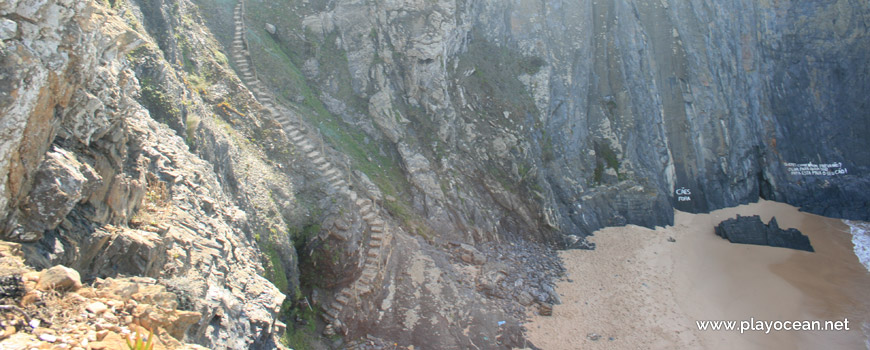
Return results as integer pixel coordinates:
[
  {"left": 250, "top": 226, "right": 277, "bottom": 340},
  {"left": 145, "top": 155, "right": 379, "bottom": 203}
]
[{"left": 526, "top": 200, "right": 870, "bottom": 349}]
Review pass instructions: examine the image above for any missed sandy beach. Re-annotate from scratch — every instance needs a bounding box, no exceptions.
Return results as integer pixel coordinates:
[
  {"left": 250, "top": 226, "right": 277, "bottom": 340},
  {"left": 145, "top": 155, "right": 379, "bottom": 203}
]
[{"left": 526, "top": 200, "right": 870, "bottom": 349}]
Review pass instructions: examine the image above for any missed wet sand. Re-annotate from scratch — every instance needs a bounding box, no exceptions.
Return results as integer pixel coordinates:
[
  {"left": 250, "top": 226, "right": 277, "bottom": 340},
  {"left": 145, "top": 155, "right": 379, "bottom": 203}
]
[{"left": 526, "top": 200, "right": 870, "bottom": 349}]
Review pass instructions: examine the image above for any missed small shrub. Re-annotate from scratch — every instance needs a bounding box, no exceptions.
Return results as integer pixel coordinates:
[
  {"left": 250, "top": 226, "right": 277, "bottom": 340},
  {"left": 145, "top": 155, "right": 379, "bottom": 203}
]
[{"left": 125, "top": 328, "right": 154, "bottom": 350}]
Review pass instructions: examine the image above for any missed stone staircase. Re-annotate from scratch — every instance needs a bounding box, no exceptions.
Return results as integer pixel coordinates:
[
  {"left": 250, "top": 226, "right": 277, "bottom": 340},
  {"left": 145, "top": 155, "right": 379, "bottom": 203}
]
[{"left": 231, "top": 1, "right": 392, "bottom": 333}]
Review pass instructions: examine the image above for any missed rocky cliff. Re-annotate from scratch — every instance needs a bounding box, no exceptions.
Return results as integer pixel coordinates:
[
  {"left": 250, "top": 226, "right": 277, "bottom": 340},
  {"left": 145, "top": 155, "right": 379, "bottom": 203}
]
[
  {"left": 0, "top": 0, "right": 867, "bottom": 349},
  {"left": 242, "top": 0, "right": 869, "bottom": 238},
  {"left": 0, "top": 0, "right": 292, "bottom": 348}
]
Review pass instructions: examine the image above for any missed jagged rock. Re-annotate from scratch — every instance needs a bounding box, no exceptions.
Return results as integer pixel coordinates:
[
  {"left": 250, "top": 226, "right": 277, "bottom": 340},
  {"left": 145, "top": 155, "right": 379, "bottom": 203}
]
[
  {"left": 538, "top": 303, "right": 553, "bottom": 316},
  {"left": 86, "top": 301, "right": 108, "bottom": 314},
  {"left": 516, "top": 291, "right": 534, "bottom": 306},
  {"left": 264, "top": 23, "right": 277, "bottom": 35},
  {"left": 36, "top": 265, "right": 81, "bottom": 292},
  {"left": 457, "top": 244, "right": 486, "bottom": 265},
  {"left": 7, "top": 147, "right": 100, "bottom": 242},
  {"left": 0, "top": 275, "right": 24, "bottom": 299},
  {"left": 714, "top": 215, "right": 814, "bottom": 252}
]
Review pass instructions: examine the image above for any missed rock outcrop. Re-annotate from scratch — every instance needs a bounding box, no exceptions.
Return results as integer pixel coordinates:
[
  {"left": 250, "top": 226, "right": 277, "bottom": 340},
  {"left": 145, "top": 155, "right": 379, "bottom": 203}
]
[
  {"left": 1, "top": 0, "right": 866, "bottom": 348},
  {"left": 0, "top": 1, "right": 289, "bottom": 348},
  {"left": 231, "top": 0, "right": 870, "bottom": 250},
  {"left": 0, "top": 244, "right": 208, "bottom": 349},
  {"left": 714, "top": 215, "right": 814, "bottom": 252}
]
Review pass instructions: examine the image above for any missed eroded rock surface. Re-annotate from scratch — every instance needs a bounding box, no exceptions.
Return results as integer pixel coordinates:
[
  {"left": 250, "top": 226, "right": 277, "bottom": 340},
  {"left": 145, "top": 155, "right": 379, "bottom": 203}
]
[{"left": 715, "top": 215, "right": 814, "bottom": 252}]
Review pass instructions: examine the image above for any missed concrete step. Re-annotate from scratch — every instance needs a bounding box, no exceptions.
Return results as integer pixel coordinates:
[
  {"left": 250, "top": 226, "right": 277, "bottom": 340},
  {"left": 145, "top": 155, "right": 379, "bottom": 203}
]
[
  {"left": 361, "top": 270, "right": 377, "bottom": 280},
  {"left": 370, "top": 225, "right": 384, "bottom": 233},
  {"left": 323, "top": 168, "right": 338, "bottom": 177},
  {"left": 328, "top": 175, "right": 343, "bottom": 185},
  {"left": 332, "top": 180, "right": 347, "bottom": 188},
  {"left": 366, "top": 249, "right": 379, "bottom": 258},
  {"left": 370, "top": 232, "right": 384, "bottom": 240},
  {"left": 311, "top": 157, "right": 327, "bottom": 165},
  {"left": 369, "top": 219, "right": 385, "bottom": 227},
  {"left": 324, "top": 307, "right": 339, "bottom": 320},
  {"left": 362, "top": 212, "right": 377, "bottom": 221},
  {"left": 317, "top": 163, "right": 331, "bottom": 172},
  {"left": 307, "top": 150, "right": 321, "bottom": 159},
  {"left": 336, "top": 295, "right": 349, "bottom": 305},
  {"left": 329, "top": 301, "right": 343, "bottom": 312},
  {"left": 355, "top": 198, "right": 370, "bottom": 207},
  {"left": 368, "top": 240, "right": 381, "bottom": 248},
  {"left": 358, "top": 202, "right": 372, "bottom": 215},
  {"left": 301, "top": 143, "right": 315, "bottom": 152}
]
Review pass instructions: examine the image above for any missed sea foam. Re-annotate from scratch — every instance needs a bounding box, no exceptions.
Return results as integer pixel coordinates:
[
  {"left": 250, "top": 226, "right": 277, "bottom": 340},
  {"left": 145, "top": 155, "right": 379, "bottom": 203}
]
[{"left": 845, "top": 220, "right": 870, "bottom": 273}]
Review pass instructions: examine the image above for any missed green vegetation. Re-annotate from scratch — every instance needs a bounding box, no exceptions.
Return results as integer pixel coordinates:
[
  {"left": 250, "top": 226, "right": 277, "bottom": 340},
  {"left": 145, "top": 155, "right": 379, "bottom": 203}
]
[
  {"left": 591, "top": 141, "right": 621, "bottom": 185},
  {"left": 541, "top": 130, "right": 555, "bottom": 162},
  {"left": 262, "top": 241, "right": 289, "bottom": 293},
  {"left": 125, "top": 329, "right": 154, "bottom": 350},
  {"left": 288, "top": 223, "right": 321, "bottom": 251},
  {"left": 231, "top": 0, "right": 411, "bottom": 205},
  {"left": 139, "top": 76, "right": 183, "bottom": 125},
  {"left": 281, "top": 305, "right": 319, "bottom": 349}
]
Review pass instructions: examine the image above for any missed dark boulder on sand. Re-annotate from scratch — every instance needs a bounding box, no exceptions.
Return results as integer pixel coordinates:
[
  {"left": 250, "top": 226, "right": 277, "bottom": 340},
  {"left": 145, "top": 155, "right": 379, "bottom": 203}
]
[{"left": 715, "top": 215, "right": 814, "bottom": 252}]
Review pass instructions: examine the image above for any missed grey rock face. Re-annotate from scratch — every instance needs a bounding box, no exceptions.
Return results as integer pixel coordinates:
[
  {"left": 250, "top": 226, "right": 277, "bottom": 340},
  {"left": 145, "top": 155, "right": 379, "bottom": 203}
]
[
  {"left": 0, "top": 1, "right": 289, "bottom": 349},
  {"left": 12, "top": 148, "right": 100, "bottom": 242},
  {"left": 715, "top": 215, "right": 814, "bottom": 252},
  {"left": 221, "top": 0, "right": 867, "bottom": 345},
  {"left": 243, "top": 0, "right": 869, "bottom": 248}
]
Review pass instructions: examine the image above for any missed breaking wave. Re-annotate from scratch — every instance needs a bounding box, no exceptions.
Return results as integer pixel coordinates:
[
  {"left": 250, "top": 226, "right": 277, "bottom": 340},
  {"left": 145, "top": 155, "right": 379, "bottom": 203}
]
[{"left": 845, "top": 220, "right": 870, "bottom": 273}]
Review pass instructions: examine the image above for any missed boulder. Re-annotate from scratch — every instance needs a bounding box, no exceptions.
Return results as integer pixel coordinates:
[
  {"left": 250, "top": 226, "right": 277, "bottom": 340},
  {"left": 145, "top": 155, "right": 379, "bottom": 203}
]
[
  {"left": 264, "top": 23, "right": 277, "bottom": 35},
  {"left": 10, "top": 147, "right": 101, "bottom": 242},
  {"left": 36, "top": 265, "right": 82, "bottom": 291},
  {"left": 457, "top": 243, "right": 486, "bottom": 265},
  {"left": 538, "top": 303, "right": 553, "bottom": 316},
  {"left": 714, "top": 215, "right": 814, "bottom": 252}
]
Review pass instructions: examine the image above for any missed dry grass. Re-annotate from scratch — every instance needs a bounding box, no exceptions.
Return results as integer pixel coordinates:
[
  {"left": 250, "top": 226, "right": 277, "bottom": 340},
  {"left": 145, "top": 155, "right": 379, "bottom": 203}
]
[{"left": 130, "top": 175, "right": 172, "bottom": 229}]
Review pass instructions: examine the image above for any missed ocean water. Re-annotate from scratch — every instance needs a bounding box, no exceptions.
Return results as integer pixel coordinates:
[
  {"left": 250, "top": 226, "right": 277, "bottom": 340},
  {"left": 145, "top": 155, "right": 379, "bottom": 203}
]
[
  {"left": 844, "top": 220, "right": 870, "bottom": 350},
  {"left": 845, "top": 220, "right": 870, "bottom": 273}
]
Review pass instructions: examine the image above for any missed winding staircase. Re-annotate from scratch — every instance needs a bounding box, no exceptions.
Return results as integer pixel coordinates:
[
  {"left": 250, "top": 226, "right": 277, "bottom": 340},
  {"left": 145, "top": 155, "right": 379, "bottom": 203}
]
[{"left": 231, "top": 1, "right": 393, "bottom": 333}]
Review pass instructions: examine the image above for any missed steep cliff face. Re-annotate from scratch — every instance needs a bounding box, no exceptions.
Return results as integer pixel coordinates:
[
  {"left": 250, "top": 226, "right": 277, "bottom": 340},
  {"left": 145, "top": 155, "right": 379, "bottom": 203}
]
[
  {"left": 231, "top": 0, "right": 868, "bottom": 249},
  {"left": 197, "top": 0, "right": 867, "bottom": 346},
  {"left": 0, "top": 1, "right": 297, "bottom": 348},
  {"left": 1, "top": 0, "right": 867, "bottom": 348}
]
